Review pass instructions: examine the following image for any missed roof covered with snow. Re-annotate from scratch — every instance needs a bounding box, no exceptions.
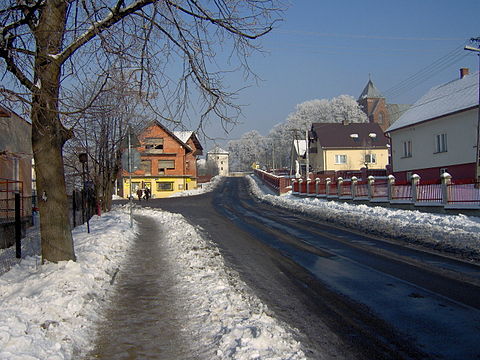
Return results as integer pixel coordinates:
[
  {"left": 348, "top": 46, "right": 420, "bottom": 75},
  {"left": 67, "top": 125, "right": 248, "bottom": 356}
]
[
  {"left": 173, "top": 131, "right": 193, "bottom": 144},
  {"left": 386, "top": 72, "right": 479, "bottom": 133},
  {"left": 207, "top": 145, "right": 229, "bottom": 155}
]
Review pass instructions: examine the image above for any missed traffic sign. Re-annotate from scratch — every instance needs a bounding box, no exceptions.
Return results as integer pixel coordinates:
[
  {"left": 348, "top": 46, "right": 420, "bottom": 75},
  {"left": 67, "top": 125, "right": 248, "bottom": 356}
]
[{"left": 121, "top": 149, "right": 141, "bottom": 172}]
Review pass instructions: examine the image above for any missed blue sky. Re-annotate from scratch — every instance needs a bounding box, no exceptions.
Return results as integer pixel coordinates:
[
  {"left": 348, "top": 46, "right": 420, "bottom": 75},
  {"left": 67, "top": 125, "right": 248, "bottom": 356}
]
[{"left": 200, "top": 0, "right": 480, "bottom": 150}]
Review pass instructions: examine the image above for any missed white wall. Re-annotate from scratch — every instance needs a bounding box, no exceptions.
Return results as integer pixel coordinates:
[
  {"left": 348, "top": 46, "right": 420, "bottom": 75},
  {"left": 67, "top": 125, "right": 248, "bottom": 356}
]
[{"left": 390, "top": 108, "right": 477, "bottom": 172}]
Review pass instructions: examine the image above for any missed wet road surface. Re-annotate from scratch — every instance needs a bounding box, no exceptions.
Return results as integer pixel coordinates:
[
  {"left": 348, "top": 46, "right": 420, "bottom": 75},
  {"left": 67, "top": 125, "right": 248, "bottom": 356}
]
[{"left": 150, "top": 177, "right": 480, "bottom": 359}]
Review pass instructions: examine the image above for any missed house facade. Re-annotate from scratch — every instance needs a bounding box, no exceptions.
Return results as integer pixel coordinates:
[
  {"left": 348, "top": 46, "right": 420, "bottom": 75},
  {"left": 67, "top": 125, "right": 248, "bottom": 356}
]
[
  {"left": 120, "top": 121, "right": 203, "bottom": 198},
  {"left": 0, "top": 105, "right": 33, "bottom": 219},
  {"left": 386, "top": 69, "right": 478, "bottom": 183},
  {"left": 309, "top": 122, "right": 389, "bottom": 173},
  {"left": 206, "top": 146, "right": 229, "bottom": 176}
]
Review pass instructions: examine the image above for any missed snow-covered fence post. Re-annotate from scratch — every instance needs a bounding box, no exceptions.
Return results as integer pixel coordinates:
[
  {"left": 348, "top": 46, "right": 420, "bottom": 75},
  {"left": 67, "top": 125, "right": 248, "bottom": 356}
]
[
  {"left": 337, "top": 177, "right": 343, "bottom": 197},
  {"left": 367, "top": 175, "right": 375, "bottom": 200},
  {"left": 351, "top": 176, "right": 358, "bottom": 199},
  {"left": 298, "top": 178, "right": 303, "bottom": 195},
  {"left": 441, "top": 172, "right": 452, "bottom": 205},
  {"left": 411, "top": 174, "right": 420, "bottom": 203},
  {"left": 306, "top": 178, "right": 311, "bottom": 196},
  {"left": 387, "top": 174, "right": 396, "bottom": 201},
  {"left": 315, "top": 178, "right": 320, "bottom": 195},
  {"left": 326, "top": 177, "right": 331, "bottom": 197}
]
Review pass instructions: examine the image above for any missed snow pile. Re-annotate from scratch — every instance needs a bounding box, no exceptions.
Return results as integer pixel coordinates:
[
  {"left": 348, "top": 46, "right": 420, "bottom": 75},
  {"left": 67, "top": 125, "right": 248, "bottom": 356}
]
[
  {"left": 137, "top": 207, "right": 306, "bottom": 359},
  {"left": 0, "top": 209, "right": 136, "bottom": 359},
  {"left": 168, "top": 176, "right": 224, "bottom": 197},
  {"left": 247, "top": 175, "right": 480, "bottom": 259},
  {"left": 0, "top": 203, "right": 305, "bottom": 359}
]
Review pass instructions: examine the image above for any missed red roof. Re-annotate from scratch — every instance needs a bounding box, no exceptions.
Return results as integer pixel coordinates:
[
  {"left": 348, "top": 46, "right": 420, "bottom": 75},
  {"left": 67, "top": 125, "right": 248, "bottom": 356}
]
[{"left": 311, "top": 122, "right": 388, "bottom": 148}]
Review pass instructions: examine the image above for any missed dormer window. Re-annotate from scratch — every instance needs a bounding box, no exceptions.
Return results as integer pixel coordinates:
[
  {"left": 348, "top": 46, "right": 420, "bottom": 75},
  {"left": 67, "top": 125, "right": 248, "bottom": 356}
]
[{"left": 349, "top": 133, "right": 359, "bottom": 141}]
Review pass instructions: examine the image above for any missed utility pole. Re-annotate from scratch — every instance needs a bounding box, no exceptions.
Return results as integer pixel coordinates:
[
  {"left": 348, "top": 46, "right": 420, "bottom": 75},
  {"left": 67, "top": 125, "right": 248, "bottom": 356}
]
[
  {"left": 465, "top": 37, "right": 480, "bottom": 182},
  {"left": 305, "top": 129, "right": 310, "bottom": 179}
]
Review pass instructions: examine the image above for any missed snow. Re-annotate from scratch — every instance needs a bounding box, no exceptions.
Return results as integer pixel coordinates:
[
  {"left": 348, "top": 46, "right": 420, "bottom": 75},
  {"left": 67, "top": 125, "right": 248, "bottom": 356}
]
[
  {"left": 168, "top": 175, "right": 224, "bottom": 197},
  {"left": 1, "top": 174, "right": 480, "bottom": 359}
]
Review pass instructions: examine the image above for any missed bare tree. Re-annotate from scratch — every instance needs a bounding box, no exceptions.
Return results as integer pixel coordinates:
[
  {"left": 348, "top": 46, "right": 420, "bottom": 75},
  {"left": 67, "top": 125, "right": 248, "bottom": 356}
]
[
  {"left": 0, "top": 0, "right": 282, "bottom": 263},
  {"left": 64, "top": 75, "right": 149, "bottom": 212}
]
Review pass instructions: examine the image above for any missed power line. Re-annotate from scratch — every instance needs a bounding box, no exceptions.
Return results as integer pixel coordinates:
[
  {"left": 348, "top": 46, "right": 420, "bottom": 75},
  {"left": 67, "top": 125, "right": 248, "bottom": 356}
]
[{"left": 383, "top": 42, "right": 470, "bottom": 100}]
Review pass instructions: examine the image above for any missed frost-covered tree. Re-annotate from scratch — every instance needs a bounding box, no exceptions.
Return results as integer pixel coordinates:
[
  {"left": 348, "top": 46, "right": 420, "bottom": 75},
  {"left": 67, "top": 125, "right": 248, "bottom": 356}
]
[
  {"left": 285, "top": 95, "right": 367, "bottom": 133},
  {"left": 228, "top": 130, "right": 267, "bottom": 171},
  {"left": 331, "top": 95, "right": 368, "bottom": 124}
]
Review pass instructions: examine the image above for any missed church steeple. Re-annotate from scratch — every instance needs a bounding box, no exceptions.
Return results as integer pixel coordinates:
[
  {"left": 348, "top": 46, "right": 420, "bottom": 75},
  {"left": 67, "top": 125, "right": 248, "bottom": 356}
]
[
  {"left": 358, "top": 78, "right": 384, "bottom": 101},
  {"left": 358, "top": 77, "right": 389, "bottom": 132}
]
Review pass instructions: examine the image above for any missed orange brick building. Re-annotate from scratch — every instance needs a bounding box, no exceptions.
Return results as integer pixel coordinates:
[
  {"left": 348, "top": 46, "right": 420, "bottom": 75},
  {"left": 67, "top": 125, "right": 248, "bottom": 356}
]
[{"left": 120, "top": 121, "right": 203, "bottom": 198}]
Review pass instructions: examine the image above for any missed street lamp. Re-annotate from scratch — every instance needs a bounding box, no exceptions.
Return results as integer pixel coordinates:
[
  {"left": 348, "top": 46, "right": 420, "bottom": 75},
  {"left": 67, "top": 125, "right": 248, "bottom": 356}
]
[{"left": 464, "top": 39, "right": 480, "bottom": 182}]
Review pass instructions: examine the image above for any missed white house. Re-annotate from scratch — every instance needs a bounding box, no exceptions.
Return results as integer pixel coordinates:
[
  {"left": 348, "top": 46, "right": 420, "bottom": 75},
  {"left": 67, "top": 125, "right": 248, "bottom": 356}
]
[
  {"left": 206, "top": 146, "right": 229, "bottom": 176},
  {"left": 386, "top": 69, "right": 479, "bottom": 183}
]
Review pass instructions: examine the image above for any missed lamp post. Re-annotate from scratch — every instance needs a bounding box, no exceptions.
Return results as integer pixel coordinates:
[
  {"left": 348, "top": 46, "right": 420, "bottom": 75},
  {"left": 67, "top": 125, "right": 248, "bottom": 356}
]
[
  {"left": 464, "top": 38, "right": 480, "bottom": 182},
  {"left": 78, "top": 152, "right": 90, "bottom": 233}
]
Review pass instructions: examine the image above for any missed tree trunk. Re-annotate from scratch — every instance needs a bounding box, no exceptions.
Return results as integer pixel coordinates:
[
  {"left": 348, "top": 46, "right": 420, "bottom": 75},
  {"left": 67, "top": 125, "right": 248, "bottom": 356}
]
[
  {"left": 33, "top": 119, "right": 76, "bottom": 262},
  {"left": 32, "top": 0, "right": 76, "bottom": 263}
]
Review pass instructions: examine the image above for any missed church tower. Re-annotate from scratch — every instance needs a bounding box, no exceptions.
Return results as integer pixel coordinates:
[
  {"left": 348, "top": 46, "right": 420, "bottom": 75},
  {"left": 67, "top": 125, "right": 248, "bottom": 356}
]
[{"left": 358, "top": 78, "right": 390, "bottom": 132}]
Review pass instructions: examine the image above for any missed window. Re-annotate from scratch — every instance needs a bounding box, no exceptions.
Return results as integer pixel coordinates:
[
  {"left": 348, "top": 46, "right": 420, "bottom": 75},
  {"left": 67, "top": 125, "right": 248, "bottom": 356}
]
[
  {"left": 144, "top": 138, "right": 164, "bottom": 152},
  {"left": 140, "top": 160, "right": 151, "bottom": 175},
  {"left": 156, "top": 182, "right": 173, "bottom": 191},
  {"left": 365, "top": 154, "right": 376, "bottom": 164},
  {"left": 435, "top": 133, "right": 447, "bottom": 153},
  {"left": 402, "top": 140, "right": 412, "bottom": 158},
  {"left": 131, "top": 182, "right": 141, "bottom": 192},
  {"left": 158, "top": 160, "right": 175, "bottom": 174},
  {"left": 335, "top": 154, "right": 347, "bottom": 164},
  {"left": 378, "top": 112, "right": 384, "bottom": 124}
]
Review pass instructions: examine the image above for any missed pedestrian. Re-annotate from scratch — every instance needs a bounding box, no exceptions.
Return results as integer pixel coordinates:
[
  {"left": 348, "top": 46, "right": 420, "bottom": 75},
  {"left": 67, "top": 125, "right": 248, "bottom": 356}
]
[
  {"left": 136, "top": 188, "right": 143, "bottom": 201},
  {"left": 144, "top": 188, "right": 151, "bottom": 201}
]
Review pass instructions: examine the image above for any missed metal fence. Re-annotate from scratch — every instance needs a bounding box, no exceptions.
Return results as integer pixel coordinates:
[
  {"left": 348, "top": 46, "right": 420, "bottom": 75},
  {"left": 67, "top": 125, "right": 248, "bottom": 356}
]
[{"left": 0, "top": 188, "right": 97, "bottom": 275}]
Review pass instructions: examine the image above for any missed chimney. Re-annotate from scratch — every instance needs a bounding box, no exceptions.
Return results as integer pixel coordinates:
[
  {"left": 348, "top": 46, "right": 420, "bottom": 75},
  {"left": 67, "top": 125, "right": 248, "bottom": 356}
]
[{"left": 460, "top": 68, "right": 470, "bottom": 78}]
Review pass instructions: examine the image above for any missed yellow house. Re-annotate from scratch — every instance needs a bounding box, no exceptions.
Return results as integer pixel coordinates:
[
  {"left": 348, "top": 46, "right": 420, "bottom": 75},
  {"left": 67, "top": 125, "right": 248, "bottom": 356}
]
[{"left": 309, "top": 122, "right": 389, "bottom": 173}]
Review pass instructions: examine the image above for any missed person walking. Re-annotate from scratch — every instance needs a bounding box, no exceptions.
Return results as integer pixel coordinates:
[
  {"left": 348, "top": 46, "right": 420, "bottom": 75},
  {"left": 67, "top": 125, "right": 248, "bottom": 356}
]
[
  {"left": 144, "top": 188, "right": 151, "bottom": 201},
  {"left": 136, "top": 188, "right": 143, "bottom": 201}
]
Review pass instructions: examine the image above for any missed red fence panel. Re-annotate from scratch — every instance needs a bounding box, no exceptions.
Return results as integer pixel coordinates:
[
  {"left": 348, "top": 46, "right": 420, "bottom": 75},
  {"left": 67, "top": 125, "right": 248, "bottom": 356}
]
[
  {"left": 356, "top": 182, "right": 369, "bottom": 198},
  {"left": 447, "top": 183, "right": 480, "bottom": 205},
  {"left": 391, "top": 184, "right": 412, "bottom": 201},
  {"left": 317, "top": 183, "right": 326, "bottom": 195},
  {"left": 371, "top": 183, "right": 388, "bottom": 198},
  {"left": 416, "top": 184, "right": 442, "bottom": 203},
  {"left": 341, "top": 182, "right": 352, "bottom": 197}
]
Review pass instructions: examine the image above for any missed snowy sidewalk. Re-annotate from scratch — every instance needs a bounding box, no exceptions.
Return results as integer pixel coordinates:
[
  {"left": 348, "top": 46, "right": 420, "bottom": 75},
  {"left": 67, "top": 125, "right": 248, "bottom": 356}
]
[
  {"left": 88, "top": 209, "right": 306, "bottom": 359},
  {"left": 87, "top": 215, "right": 203, "bottom": 359}
]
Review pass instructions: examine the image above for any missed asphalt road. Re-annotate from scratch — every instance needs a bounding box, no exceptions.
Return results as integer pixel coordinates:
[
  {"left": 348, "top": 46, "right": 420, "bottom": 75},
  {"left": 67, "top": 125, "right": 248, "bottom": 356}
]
[{"left": 146, "top": 176, "right": 480, "bottom": 359}]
